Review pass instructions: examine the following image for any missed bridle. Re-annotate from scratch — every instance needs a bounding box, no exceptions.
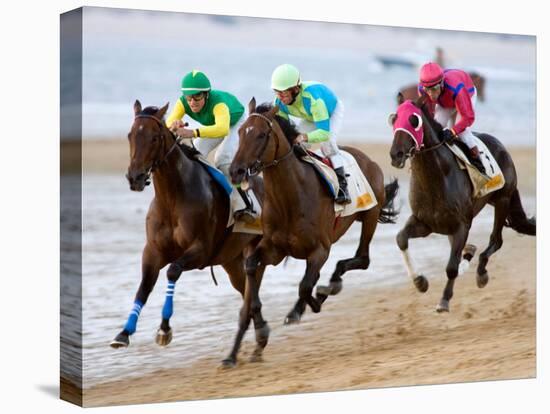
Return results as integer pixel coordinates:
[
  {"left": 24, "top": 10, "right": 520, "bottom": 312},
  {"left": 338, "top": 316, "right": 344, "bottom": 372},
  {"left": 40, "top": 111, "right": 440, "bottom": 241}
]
[
  {"left": 131, "top": 113, "right": 180, "bottom": 184},
  {"left": 245, "top": 112, "right": 294, "bottom": 176},
  {"left": 394, "top": 112, "right": 447, "bottom": 161}
]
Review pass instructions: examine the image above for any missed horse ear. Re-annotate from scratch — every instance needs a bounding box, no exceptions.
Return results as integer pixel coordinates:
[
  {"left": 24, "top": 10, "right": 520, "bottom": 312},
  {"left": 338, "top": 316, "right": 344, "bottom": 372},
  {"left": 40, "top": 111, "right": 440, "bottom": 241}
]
[
  {"left": 387, "top": 113, "right": 397, "bottom": 127},
  {"left": 397, "top": 92, "right": 405, "bottom": 105},
  {"left": 409, "top": 113, "right": 423, "bottom": 131},
  {"left": 248, "top": 97, "right": 257, "bottom": 114},
  {"left": 156, "top": 102, "right": 170, "bottom": 119},
  {"left": 134, "top": 100, "right": 142, "bottom": 115}
]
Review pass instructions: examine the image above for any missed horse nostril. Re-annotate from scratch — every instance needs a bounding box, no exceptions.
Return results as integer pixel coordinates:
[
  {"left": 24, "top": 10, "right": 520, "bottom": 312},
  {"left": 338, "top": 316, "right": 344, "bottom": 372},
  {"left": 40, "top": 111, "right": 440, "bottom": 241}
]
[
  {"left": 237, "top": 168, "right": 245, "bottom": 176},
  {"left": 397, "top": 151, "right": 404, "bottom": 159}
]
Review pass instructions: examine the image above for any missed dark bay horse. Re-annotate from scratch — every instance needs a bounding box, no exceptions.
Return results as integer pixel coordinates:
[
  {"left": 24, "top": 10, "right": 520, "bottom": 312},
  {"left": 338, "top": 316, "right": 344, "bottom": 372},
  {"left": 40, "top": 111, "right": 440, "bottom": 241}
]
[
  {"left": 389, "top": 95, "right": 535, "bottom": 312},
  {"left": 110, "top": 101, "right": 270, "bottom": 364},
  {"left": 225, "top": 98, "right": 398, "bottom": 366},
  {"left": 397, "top": 72, "right": 486, "bottom": 104}
]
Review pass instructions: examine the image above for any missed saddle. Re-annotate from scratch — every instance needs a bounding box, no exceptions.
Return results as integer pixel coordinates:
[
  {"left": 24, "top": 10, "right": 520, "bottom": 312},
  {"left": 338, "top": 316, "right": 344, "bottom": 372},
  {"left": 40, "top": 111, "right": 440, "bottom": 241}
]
[{"left": 446, "top": 137, "right": 506, "bottom": 198}]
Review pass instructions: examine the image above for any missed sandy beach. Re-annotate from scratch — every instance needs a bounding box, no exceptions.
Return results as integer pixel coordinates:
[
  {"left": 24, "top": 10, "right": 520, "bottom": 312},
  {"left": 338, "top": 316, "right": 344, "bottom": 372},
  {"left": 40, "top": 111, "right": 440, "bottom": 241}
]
[{"left": 70, "top": 139, "right": 536, "bottom": 407}]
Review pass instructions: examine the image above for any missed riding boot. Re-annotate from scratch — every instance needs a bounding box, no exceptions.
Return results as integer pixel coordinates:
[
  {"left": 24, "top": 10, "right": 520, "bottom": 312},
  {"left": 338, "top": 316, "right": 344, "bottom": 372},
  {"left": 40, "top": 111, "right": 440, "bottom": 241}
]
[
  {"left": 334, "top": 167, "right": 352, "bottom": 205},
  {"left": 233, "top": 187, "right": 259, "bottom": 224},
  {"left": 470, "top": 146, "right": 487, "bottom": 175}
]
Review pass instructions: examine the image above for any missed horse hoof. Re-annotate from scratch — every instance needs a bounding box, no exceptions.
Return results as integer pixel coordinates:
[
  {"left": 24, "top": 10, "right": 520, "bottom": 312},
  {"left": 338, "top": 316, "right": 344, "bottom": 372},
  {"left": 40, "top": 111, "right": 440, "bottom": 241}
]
[
  {"left": 110, "top": 332, "right": 129, "bottom": 349},
  {"left": 255, "top": 323, "right": 270, "bottom": 348},
  {"left": 316, "top": 285, "right": 332, "bottom": 297},
  {"left": 249, "top": 350, "right": 264, "bottom": 363},
  {"left": 476, "top": 272, "right": 489, "bottom": 288},
  {"left": 329, "top": 280, "right": 343, "bottom": 295},
  {"left": 155, "top": 328, "right": 173, "bottom": 346},
  {"left": 284, "top": 311, "right": 301, "bottom": 325},
  {"left": 462, "top": 244, "right": 477, "bottom": 261},
  {"left": 436, "top": 300, "right": 450, "bottom": 313},
  {"left": 309, "top": 299, "right": 321, "bottom": 313},
  {"left": 219, "top": 358, "right": 237, "bottom": 370},
  {"left": 413, "top": 275, "right": 429, "bottom": 293}
]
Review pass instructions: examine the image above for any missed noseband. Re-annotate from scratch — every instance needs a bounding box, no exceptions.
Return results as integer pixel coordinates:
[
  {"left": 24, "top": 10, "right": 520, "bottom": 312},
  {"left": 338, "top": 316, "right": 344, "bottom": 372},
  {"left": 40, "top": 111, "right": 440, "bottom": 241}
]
[{"left": 246, "top": 113, "right": 294, "bottom": 176}]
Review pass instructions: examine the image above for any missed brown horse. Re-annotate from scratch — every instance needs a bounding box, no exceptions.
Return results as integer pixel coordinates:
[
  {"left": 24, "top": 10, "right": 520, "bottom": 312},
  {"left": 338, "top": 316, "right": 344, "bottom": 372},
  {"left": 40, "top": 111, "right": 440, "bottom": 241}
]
[
  {"left": 110, "top": 101, "right": 271, "bottom": 364},
  {"left": 398, "top": 72, "right": 486, "bottom": 104},
  {"left": 389, "top": 95, "right": 535, "bottom": 312},
  {"left": 225, "top": 98, "right": 398, "bottom": 367}
]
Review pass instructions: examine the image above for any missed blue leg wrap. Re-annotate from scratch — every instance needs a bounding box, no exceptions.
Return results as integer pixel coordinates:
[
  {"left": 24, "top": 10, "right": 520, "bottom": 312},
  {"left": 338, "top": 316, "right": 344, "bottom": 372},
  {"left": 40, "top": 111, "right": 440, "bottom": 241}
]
[
  {"left": 123, "top": 300, "right": 143, "bottom": 335},
  {"left": 162, "top": 281, "right": 176, "bottom": 320}
]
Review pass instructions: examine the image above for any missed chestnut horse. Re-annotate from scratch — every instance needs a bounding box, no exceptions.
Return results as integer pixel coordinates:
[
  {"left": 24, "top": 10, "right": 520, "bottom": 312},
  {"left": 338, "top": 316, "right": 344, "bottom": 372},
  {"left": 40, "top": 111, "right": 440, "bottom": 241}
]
[
  {"left": 110, "top": 101, "right": 271, "bottom": 365},
  {"left": 397, "top": 72, "right": 486, "bottom": 104},
  {"left": 225, "top": 99, "right": 398, "bottom": 367},
  {"left": 389, "top": 95, "right": 535, "bottom": 312}
]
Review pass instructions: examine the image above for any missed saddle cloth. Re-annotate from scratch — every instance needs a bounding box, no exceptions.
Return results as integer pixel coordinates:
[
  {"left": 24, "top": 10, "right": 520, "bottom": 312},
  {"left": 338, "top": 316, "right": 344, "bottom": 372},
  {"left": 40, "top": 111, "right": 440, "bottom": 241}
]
[
  {"left": 195, "top": 155, "right": 262, "bottom": 235},
  {"left": 446, "top": 136, "right": 505, "bottom": 198},
  {"left": 301, "top": 150, "right": 378, "bottom": 217}
]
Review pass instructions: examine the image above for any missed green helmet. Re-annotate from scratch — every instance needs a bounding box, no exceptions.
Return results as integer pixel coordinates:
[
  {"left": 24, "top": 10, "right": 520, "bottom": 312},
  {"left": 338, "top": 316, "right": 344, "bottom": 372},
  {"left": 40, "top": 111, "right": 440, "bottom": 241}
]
[
  {"left": 271, "top": 64, "right": 301, "bottom": 91},
  {"left": 181, "top": 70, "right": 211, "bottom": 96}
]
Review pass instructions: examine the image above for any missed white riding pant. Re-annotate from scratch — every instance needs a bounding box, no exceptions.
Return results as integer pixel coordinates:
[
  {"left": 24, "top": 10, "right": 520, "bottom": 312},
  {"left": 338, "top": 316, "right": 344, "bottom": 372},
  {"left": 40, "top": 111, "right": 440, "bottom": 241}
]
[
  {"left": 192, "top": 117, "right": 245, "bottom": 177},
  {"left": 298, "top": 100, "right": 345, "bottom": 169},
  {"left": 434, "top": 89, "right": 478, "bottom": 149}
]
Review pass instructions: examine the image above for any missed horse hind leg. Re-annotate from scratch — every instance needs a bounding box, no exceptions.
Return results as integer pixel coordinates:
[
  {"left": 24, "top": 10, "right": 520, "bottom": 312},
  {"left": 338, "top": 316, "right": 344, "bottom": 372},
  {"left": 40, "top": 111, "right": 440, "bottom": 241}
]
[
  {"left": 476, "top": 197, "right": 509, "bottom": 288},
  {"left": 317, "top": 209, "right": 378, "bottom": 298}
]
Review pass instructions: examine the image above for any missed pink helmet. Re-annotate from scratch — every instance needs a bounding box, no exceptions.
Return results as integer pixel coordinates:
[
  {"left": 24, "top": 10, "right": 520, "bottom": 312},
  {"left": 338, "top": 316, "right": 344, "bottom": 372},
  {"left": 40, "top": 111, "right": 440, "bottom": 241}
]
[{"left": 420, "top": 62, "right": 444, "bottom": 87}]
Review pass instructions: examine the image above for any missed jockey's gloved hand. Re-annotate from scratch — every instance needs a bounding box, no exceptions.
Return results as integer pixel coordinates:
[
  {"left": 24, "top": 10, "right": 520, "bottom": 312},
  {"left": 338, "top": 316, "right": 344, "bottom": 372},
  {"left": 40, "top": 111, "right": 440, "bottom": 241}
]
[{"left": 441, "top": 129, "right": 456, "bottom": 144}]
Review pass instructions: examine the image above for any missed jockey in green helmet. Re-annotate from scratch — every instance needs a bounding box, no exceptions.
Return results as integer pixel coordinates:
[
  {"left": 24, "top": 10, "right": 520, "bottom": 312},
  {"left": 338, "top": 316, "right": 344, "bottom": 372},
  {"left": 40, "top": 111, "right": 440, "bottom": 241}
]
[{"left": 166, "top": 70, "right": 257, "bottom": 223}]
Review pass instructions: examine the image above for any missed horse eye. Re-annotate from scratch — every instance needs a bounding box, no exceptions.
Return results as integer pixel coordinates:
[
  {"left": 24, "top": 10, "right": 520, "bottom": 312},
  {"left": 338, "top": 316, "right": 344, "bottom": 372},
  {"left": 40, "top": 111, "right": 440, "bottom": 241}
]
[{"left": 152, "top": 135, "right": 158, "bottom": 142}]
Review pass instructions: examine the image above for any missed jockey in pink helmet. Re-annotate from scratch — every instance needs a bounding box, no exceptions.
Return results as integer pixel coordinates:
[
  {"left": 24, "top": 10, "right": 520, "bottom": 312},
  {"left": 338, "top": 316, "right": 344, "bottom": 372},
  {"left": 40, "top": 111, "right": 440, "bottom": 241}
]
[{"left": 418, "top": 62, "right": 486, "bottom": 175}]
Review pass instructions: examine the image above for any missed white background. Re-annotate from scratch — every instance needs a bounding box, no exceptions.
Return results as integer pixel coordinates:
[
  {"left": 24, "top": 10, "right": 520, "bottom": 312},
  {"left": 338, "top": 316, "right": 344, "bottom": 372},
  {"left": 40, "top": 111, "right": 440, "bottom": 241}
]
[{"left": 1, "top": 0, "right": 547, "bottom": 412}]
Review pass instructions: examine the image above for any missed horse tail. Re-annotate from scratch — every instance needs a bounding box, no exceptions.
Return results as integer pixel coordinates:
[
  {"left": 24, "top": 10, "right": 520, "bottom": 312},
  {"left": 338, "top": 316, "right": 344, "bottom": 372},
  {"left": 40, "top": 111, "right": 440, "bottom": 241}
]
[
  {"left": 504, "top": 189, "right": 536, "bottom": 235},
  {"left": 378, "top": 179, "right": 400, "bottom": 224}
]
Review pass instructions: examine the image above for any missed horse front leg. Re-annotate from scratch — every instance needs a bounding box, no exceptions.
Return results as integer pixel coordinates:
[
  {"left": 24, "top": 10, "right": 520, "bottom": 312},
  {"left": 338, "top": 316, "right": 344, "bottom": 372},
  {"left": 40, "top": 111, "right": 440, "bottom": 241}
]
[
  {"left": 396, "top": 215, "right": 432, "bottom": 293},
  {"left": 285, "top": 247, "right": 329, "bottom": 325},
  {"left": 110, "top": 244, "right": 163, "bottom": 348},
  {"left": 156, "top": 241, "right": 207, "bottom": 346},
  {"left": 221, "top": 240, "right": 284, "bottom": 368},
  {"left": 437, "top": 224, "right": 470, "bottom": 313}
]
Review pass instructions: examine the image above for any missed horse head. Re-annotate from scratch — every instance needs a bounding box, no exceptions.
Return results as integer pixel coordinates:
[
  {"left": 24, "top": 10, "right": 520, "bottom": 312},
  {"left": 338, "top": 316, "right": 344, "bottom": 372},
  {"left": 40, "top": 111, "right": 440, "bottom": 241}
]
[
  {"left": 126, "top": 100, "right": 170, "bottom": 191},
  {"left": 389, "top": 96, "right": 426, "bottom": 169},
  {"left": 230, "top": 97, "right": 286, "bottom": 184}
]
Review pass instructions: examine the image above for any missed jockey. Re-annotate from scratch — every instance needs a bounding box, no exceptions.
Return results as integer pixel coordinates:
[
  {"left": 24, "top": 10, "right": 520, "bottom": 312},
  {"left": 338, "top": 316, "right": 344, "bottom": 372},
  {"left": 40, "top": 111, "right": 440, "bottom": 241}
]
[
  {"left": 418, "top": 62, "right": 486, "bottom": 175},
  {"left": 270, "top": 64, "right": 352, "bottom": 204},
  {"left": 166, "top": 70, "right": 258, "bottom": 223}
]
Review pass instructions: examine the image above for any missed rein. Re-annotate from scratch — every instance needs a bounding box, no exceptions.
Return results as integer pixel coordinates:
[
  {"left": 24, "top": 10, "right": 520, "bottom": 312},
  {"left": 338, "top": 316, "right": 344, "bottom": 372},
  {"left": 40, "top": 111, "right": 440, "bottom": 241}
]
[{"left": 246, "top": 113, "right": 294, "bottom": 176}]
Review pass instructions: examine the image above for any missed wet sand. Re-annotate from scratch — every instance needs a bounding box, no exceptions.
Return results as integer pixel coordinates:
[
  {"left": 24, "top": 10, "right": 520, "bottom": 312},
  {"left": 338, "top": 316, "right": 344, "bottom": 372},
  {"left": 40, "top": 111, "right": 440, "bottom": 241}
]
[{"left": 76, "top": 139, "right": 536, "bottom": 407}]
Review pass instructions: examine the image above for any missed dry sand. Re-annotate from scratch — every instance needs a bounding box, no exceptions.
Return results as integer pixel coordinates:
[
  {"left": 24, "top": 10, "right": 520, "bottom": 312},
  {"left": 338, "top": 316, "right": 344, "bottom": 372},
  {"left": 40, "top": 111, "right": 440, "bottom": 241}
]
[{"left": 72, "top": 139, "right": 536, "bottom": 407}]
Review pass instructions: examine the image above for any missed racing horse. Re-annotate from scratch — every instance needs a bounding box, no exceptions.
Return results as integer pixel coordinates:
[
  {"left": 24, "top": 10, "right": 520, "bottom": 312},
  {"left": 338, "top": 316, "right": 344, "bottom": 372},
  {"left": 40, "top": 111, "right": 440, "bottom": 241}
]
[
  {"left": 389, "top": 95, "right": 535, "bottom": 312},
  {"left": 225, "top": 98, "right": 399, "bottom": 367},
  {"left": 110, "top": 101, "right": 271, "bottom": 365}
]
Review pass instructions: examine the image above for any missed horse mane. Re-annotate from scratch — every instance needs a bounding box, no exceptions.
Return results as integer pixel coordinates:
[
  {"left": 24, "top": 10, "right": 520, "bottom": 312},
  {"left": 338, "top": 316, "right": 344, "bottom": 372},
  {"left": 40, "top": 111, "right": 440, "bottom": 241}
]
[
  {"left": 256, "top": 102, "right": 300, "bottom": 144},
  {"left": 139, "top": 106, "right": 201, "bottom": 159},
  {"left": 414, "top": 97, "right": 444, "bottom": 137}
]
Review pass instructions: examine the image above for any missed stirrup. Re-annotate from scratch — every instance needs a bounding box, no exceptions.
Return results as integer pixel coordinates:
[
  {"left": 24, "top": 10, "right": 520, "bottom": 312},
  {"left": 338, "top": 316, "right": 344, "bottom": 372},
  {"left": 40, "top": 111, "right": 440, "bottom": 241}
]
[
  {"left": 234, "top": 208, "right": 258, "bottom": 224},
  {"left": 335, "top": 189, "right": 352, "bottom": 205}
]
